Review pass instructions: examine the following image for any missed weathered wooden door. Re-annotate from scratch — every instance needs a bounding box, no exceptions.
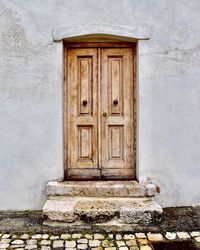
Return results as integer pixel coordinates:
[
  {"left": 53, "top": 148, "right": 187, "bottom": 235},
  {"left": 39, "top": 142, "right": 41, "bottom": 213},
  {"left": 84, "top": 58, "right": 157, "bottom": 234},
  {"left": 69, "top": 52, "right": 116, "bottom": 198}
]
[{"left": 65, "top": 44, "right": 135, "bottom": 179}]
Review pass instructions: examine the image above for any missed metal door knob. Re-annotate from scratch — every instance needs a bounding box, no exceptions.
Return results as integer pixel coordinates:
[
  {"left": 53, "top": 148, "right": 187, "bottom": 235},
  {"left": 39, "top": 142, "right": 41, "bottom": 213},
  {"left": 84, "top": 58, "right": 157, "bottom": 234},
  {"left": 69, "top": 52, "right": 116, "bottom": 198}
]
[
  {"left": 103, "top": 112, "right": 107, "bottom": 117},
  {"left": 113, "top": 99, "right": 118, "bottom": 105},
  {"left": 82, "top": 100, "right": 87, "bottom": 106}
]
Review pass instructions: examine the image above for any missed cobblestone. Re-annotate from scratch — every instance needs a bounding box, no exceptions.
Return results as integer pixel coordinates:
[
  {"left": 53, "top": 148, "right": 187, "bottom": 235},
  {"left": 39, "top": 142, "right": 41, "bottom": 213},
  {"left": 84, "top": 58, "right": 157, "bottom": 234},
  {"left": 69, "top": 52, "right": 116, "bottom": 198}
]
[
  {"left": 165, "top": 232, "right": 176, "bottom": 240},
  {"left": 32, "top": 234, "right": 42, "bottom": 240},
  {"left": 60, "top": 234, "right": 71, "bottom": 240},
  {"left": 194, "top": 236, "right": 200, "bottom": 243},
  {"left": 52, "top": 240, "right": 64, "bottom": 248},
  {"left": 177, "top": 231, "right": 191, "bottom": 239},
  {"left": 0, "top": 231, "right": 198, "bottom": 249},
  {"left": 190, "top": 231, "right": 200, "bottom": 237},
  {"left": 41, "top": 234, "right": 49, "bottom": 240},
  {"left": 147, "top": 233, "right": 163, "bottom": 241}
]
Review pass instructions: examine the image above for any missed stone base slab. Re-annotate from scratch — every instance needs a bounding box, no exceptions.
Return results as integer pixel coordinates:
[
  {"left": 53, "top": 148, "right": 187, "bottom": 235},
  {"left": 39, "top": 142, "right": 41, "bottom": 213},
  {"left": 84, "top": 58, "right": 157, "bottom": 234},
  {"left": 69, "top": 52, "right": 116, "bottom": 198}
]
[{"left": 43, "top": 197, "right": 163, "bottom": 227}]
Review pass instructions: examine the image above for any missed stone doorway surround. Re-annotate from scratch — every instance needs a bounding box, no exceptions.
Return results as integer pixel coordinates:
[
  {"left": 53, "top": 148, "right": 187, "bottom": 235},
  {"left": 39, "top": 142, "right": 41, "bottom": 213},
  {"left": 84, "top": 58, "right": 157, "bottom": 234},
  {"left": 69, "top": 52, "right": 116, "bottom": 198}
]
[{"left": 42, "top": 24, "right": 162, "bottom": 229}]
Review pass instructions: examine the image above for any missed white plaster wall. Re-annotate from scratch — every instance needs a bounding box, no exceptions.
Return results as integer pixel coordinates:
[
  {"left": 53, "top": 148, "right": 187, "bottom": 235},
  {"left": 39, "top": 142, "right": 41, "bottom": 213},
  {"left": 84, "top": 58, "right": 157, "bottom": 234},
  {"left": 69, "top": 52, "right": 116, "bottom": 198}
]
[{"left": 0, "top": 0, "right": 200, "bottom": 209}]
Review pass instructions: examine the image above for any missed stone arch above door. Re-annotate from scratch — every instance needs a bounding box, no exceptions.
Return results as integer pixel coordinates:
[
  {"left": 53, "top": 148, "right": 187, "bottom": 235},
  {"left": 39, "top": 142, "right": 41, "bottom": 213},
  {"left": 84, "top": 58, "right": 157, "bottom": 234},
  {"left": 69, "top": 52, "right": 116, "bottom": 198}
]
[{"left": 52, "top": 23, "right": 149, "bottom": 42}]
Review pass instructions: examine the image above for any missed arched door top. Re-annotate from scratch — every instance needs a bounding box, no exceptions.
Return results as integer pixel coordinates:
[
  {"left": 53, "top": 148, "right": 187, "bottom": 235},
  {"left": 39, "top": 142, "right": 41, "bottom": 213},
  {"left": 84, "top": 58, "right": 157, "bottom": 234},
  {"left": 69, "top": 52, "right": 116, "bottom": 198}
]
[{"left": 53, "top": 23, "right": 149, "bottom": 42}]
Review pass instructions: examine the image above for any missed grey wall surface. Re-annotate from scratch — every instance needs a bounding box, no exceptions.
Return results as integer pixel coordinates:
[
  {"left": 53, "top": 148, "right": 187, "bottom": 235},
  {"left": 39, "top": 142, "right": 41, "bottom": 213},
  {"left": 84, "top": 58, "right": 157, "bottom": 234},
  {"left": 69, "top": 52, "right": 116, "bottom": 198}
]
[{"left": 0, "top": 0, "right": 200, "bottom": 209}]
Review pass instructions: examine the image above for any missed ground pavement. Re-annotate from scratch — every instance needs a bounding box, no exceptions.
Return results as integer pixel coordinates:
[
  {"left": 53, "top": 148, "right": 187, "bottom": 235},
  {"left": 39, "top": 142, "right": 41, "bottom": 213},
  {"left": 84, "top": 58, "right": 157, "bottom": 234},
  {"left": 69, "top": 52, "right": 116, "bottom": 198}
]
[{"left": 0, "top": 231, "right": 200, "bottom": 250}]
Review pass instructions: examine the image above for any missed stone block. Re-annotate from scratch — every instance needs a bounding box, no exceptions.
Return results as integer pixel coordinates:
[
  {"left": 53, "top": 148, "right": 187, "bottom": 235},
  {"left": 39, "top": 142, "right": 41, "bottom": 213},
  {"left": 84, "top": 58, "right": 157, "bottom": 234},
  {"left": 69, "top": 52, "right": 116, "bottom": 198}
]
[
  {"left": 75, "top": 199, "right": 119, "bottom": 223},
  {"left": 43, "top": 199, "right": 77, "bottom": 222},
  {"left": 47, "top": 181, "right": 156, "bottom": 197},
  {"left": 119, "top": 199, "right": 163, "bottom": 225}
]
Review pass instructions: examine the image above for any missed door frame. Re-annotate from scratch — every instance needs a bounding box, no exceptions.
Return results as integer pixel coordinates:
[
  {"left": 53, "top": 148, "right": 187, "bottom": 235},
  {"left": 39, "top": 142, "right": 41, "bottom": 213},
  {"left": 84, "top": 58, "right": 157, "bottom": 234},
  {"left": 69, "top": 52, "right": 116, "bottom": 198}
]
[{"left": 64, "top": 42, "right": 137, "bottom": 180}]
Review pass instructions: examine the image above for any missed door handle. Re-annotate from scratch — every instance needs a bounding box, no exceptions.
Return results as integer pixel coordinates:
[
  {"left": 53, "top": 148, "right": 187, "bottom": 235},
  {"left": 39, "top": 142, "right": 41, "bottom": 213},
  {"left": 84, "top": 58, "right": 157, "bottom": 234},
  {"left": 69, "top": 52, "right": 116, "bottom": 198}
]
[
  {"left": 113, "top": 99, "right": 118, "bottom": 105},
  {"left": 82, "top": 100, "right": 87, "bottom": 106},
  {"left": 103, "top": 112, "right": 107, "bottom": 117}
]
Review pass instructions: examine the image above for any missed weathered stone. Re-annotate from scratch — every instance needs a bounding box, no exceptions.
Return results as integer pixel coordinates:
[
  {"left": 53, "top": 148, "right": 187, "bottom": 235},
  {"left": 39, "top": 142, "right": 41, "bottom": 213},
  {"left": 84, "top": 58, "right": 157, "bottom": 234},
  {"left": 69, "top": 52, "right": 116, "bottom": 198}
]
[
  {"left": 10, "top": 244, "right": 25, "bottom": 248},
  {"left": 25, "top": 245, "right": 37, "bottom": 249},
  {"left": 94, "top": 234, "right": 104, "bottom": 239},
  {"left": 165, "top": 232, "right": 176, "bottom": 240},
  {"left": 0, "top": 243, "right": 9, "bottom": 248},
  {"left": 147, "top": 233, "right": 163, "bottom": 241},
  {"left": 0, "top": 239, "right": 11, "bottom": 244},
  {"left": 105, "top": 248, "right": 116, "bottom": 250},
  {"left": 120, "top": 199, "right": 163, "bottom": 225},
  {"left": 126, "top": 239, "right": 137, "bottom": 247},
  {"left": 32, "top": 234, "right": 41, "bottom": 239},
  {"left": 53, "top": 240, "right": 64, "bottom": 248},
  {"left": 47, "top": 181, "right": 155, "bottom": 197},
  {"left": 26, "top": 240, "right": 37, "bottom": 245},
  {"left": 89, "top": 240, "right": 100, "bottom": 247},
  {"left": 41, "top": 246, "right": 51, "bottom": 250},
  {"left": 40, "top": 240, "right": 51, "bottom": 245},
  {"left": 72, "top": 233, "right": 82, "bottom": 239},
  {"left": 108, "top": 234, "right": 114, "bottom": 239},
  {"left": 43, "top": 181, "right": 162, "bottom": 227},
  {"left": 140, "top": 246, "right": 152, "bottom": 250},
  {"left": 177, "top": 232, "right": 190, "bottom": 239},
  {"left": 84, "top": 234, "right": 93, "bottom": 239},
  {"left": 41, "top": 234, "right": 49, "bottom": 239},
  {"left": 77, "top": 238, "right": 88, "bottom": 244},
  {"left": 119, "top": 247, "right": 128, "bottom": 250},
  {"left": 129, "top": 247, "right": 139, "bottom": 250},
  {"left": 116, "top": 240, "right": 125, "bottom": 247},
  {"left": 20, "top": 234, "right": 29, "bottom": 240},
  {"left": 145, "top": 183, "right": 156, "bottom": 197},
  {"left": 12, "top": 240, "right": 24, "bottom": 245},
  {"left": 138, "top": 239, "right": 148, "bottom": 245},
  {"left": 75, "top": 199, "right": 118, "bottom": 223},
  {"left": 190, "top": 231, "right": 200, "bottom": 237},
  {"left": 61, "top": 233, "right": 71, "bottom": 239},
  {"left": 116, "top": 234, "right": 122, "bottom": 240},
  {"left": 43, "top": 199, "right": 78, "bottom": 222},
  {"left": 102, "top": 240, "right": 110, "bottom": 247},
  {"left": 2, "top": 234, "right": 11, "bottom": 239},
  {"left": 135, "top": 233, "right": 146, "bottom": 239},
  {"left": 123, "top": 234, "right": 135, "bottom": 240},
  {"left": 50, "top": 235, "right": 59, "bottom": 240},
  {"left": 194, "top": 236, "right": 200, "bottom": 242},
  {"left": 77, "top": 243, "right": 88, "bottom": 249},
  {"left": 65, "top": 240, "right": 76, "bottom": 248}
]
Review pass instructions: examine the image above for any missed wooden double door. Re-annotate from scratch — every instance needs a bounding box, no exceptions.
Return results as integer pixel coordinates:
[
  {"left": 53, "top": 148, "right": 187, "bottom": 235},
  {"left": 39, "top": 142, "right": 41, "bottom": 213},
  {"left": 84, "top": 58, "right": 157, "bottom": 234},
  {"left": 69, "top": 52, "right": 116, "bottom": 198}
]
[{"left": 65, "top": 43, "right": 136, "bottom": 179}]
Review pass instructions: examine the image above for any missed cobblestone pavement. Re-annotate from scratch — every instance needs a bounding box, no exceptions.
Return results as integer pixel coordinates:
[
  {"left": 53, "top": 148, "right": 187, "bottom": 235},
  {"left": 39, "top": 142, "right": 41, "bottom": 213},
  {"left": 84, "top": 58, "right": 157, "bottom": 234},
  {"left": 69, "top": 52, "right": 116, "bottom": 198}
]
[{"left": 0, "top": 231, "right": 200, "bottom": 250}]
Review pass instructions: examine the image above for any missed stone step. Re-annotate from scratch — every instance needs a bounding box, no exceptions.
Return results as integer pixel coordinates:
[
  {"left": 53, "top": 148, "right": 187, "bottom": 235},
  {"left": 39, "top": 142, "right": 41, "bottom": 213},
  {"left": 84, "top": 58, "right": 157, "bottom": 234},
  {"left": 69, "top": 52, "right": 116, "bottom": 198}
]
[
  {"left": 43, "top": 197, "right": 163, "bottom": 226},
  {"left": 47, "top": 180, "right": 156, "bottom": 197}
]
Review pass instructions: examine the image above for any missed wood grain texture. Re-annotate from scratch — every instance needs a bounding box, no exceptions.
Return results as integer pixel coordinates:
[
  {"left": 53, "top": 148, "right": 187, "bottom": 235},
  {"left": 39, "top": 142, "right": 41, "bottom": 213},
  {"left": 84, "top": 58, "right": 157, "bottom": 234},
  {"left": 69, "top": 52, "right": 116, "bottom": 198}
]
[
  {"left": 67, "top": 48, "right": 98, "bottom": 171},
  {"left": 101, "top": 48, "right": 135, "bottom": 177},
  {"left": 64, "top": 43, "right": 136, "bottom": 179}
]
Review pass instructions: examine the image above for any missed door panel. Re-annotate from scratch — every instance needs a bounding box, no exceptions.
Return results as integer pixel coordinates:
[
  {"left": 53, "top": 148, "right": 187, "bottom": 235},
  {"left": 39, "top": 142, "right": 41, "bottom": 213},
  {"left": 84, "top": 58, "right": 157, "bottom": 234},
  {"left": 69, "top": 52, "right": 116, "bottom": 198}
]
[
  {"left": 100, "top": 48, "right": 135, "bottom": 178},
  {"left": 67, "top": 48, "right": 100, "bottom": 178}
]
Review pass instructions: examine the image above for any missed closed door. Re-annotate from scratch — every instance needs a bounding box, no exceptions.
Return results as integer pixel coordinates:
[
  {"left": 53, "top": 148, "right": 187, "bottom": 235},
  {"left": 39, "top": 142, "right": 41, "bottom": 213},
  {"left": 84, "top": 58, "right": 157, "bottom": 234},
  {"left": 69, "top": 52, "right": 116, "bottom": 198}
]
[{"left": 65, "top": 44, "right": 136, "bottom": 179}]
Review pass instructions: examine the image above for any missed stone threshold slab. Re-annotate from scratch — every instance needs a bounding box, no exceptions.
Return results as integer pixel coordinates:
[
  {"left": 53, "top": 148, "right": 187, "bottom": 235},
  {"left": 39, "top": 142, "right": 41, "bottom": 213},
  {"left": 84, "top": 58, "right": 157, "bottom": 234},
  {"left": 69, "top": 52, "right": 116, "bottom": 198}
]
[{"left": 47, "top": 180, "right": 156, "bottom": 197}]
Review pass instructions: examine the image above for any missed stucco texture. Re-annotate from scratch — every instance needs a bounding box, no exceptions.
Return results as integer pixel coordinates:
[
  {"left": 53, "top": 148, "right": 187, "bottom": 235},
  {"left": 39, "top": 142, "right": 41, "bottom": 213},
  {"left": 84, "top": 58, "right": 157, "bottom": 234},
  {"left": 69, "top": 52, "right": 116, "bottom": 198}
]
[{"left": 0, "top": 0, "right": 200, "bottom": 209}]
